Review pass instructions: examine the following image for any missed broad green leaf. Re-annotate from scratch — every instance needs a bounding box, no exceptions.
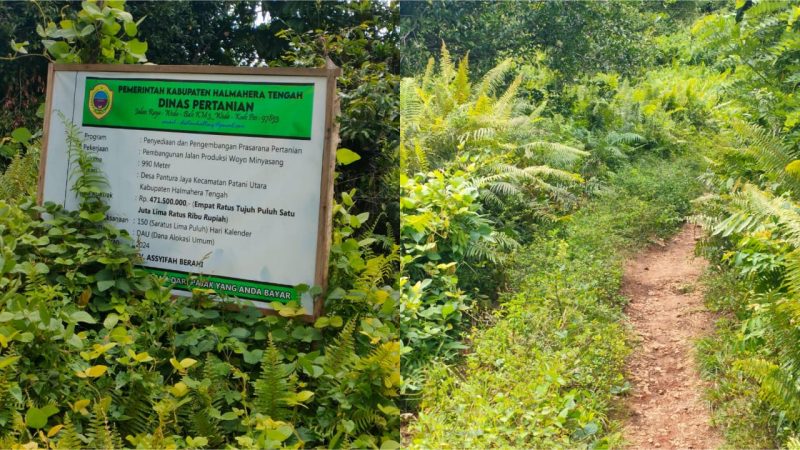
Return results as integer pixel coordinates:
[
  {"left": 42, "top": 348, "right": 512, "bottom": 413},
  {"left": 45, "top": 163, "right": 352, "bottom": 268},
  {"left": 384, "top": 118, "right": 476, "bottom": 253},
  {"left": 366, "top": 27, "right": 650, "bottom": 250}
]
[
  {"left": 111, "top": 9, "right": 133, "bottom": 22},
  {"left": 110, "top": 326, "right": 134, "bottom": 344},
  {"left": 103, "top": 313, "right": 119, "bottom": 329},
  {"left": 25, "top": 405, "right": 58, "bottom": 429},
  {"left": 441, "top": 302, "right": 456, "bottom": 318},
  {"left": 25, "top": 410, "right": 47, "bottom": 429},
  {"left": 314, "top": 317, "right": 330, "bottom": 329},
  {"left": 243, "top": 349, "right": 263, "bottom": 364},
  {"left": 78, "top": 24, "right": 96, "bottom": 37},
  {"left": 218, "top": 411, "right": 238, "bottom": 420},
  {"left": 230, "top": 327, "right": 250, "bottom": 339},
  {"left": 97, "top": 279, "right": 115, "bottom": 292},
  {"left": 294, "top": 390, "right": 314, "bottom": 403},
  {"left": 42, "top": 40, "right": 70, "bottom": 59},
  {"left": 82, "top": 2, "right": 104, "bottom": 18},
  {"left": 377, "top": 404, "right": 400, "bottom": 416},
  {"left": 76, "top": 365, "right": 108, "bottom": 378},
  {"left": 9, "top": 40, "right": 28, "bottom": 54},
  {"left": 80, "top": 342, "right": 117, "bottom": 361},
  {"left": 72, "top": 399, "right": 90, "bottom": 412},
  {"left": 47, "top": 424, "right": 64, "bottom": 438},
  {"left": 380, "top": 440, "right": 402, "bottom": 450},
  {"left": 10, "top": 127, "right": 31, "bottom": 143},
  {"left": 186, "top": 436, "right": 209, "bottom": 447},
  {"left": 86, "top": 365, "right": 108, "bottom": 377},
  {"left": 265, "top": 424, "right": 293, "bottom": 442},
  {"left": 70, "top": 311, "right": 96, "bottom": 324},
  {"left": 336, "top": 148, "right": 361, "bottom": 165},
  {"left": 170, "top": 357, "right": 197, "bottom": 371},
  {"left": 67, "top": 334, "right": 83, "bottom": 348},
  {"left": 170, "top": 382, "right": 189, "bottom": 397},
  {"left": 132, "top": 351, "right": 153, "bottom": 363},
  {"left": 123, "top": 21, "right": 136, "bottom": 37},
  {"left": 127, "top": 38, "right": 147, "bottom": 56},
  {"left": 0, "top": 331, "right": 18, "bottom": 348}
]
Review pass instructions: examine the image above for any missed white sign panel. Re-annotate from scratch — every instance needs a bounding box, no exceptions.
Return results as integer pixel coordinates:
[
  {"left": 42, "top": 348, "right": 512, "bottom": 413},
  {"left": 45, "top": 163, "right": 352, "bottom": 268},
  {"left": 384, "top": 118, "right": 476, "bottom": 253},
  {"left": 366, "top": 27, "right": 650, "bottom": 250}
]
[{"left": 40, "top": 65, "right": 338, "bottom": 315}]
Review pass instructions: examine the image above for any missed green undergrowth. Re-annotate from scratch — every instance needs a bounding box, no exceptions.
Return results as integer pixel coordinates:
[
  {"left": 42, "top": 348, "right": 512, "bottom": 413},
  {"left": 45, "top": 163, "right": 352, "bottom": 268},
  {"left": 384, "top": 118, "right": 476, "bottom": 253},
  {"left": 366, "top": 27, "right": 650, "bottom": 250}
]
[
  {"left": 0, "top": 121, "right": 400, "bottom": 448},
  {"left": 697, "top": 268, "right": 787, "bottom": 449},
  {"left": 407, "top": 154, "right": 703, "bottom": 448}
]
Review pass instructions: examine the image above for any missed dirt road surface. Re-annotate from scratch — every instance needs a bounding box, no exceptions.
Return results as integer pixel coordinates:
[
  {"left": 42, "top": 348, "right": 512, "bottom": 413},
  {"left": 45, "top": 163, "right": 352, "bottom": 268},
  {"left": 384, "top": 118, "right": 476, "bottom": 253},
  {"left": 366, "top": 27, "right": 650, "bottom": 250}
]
[{"left": 621, "top": 224, "right": 722, "bottom": 449}]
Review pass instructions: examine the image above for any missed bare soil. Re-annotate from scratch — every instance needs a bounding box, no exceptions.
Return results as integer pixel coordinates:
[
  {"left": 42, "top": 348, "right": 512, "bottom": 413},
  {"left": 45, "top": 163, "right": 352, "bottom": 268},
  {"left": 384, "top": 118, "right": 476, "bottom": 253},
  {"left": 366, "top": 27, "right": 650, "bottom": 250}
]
[{"left": 621, "top": 224, "right": 722, "bottom": 449}]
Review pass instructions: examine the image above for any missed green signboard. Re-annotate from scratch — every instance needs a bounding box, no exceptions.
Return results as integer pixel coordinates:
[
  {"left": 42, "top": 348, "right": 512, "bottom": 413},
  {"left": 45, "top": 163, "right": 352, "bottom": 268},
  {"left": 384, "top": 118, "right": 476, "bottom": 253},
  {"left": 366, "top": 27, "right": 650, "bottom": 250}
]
[
  {"left": 144, "top": 268, "right": 298, "bottom": 302},
  {"left": 82, "top": 77, "right": 315, "bottom": 139}
]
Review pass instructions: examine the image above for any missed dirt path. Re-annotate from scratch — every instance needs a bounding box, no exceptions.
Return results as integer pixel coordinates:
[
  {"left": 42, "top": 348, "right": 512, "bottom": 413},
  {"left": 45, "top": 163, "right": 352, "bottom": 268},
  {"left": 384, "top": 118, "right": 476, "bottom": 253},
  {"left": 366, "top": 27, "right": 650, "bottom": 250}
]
[{"left": 621, "top": 224, "right": 722, "bottom": 449}]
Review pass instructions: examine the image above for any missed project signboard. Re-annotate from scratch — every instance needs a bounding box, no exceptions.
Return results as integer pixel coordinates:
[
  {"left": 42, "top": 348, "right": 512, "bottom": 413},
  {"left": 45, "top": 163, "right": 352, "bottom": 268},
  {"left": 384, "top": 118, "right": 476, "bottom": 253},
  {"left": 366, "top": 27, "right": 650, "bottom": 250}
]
[{"left": 39, "top": 64, "right": 340, "bottom": 317}]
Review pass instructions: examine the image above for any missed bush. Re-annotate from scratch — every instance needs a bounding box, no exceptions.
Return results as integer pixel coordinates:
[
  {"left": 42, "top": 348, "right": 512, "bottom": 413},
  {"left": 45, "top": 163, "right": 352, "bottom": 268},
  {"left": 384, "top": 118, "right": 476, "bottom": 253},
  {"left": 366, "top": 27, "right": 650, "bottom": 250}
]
[{"left": 0, "top": 112, "right": 400, "bottom": 450}]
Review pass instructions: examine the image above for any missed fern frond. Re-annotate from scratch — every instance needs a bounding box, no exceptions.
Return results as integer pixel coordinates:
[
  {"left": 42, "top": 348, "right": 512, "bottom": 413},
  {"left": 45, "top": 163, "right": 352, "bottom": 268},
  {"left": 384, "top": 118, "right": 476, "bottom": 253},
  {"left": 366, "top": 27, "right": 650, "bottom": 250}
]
[
  {"left": 606, "top": 131, "right": 647, "bottom": 146},
  {"left": 521, "top": 141, "right": 589, "bottom": 167},
  {"left": 452, "top": 54, "right": 470, "bottom": 105},
  {"left": 736, "top": 356, "right": 800, "bottom": 422},
  {"left": 60, "top": 112, "right": 109, "bottom": 212},
  {"left": 0, "top": 146, "right": 39, "bottom": 202},
  {"left": 421, "top": 57, "right": 435, "bottom": 91},
  {"left": 493, "top": 74, "right": 523, "bottom": 120},
  {"left": 111, "top": 381, "right": 153, "bottom": 439},
  {"left": 0, "top": 350, "right": 20, "bottom": 437},
  {"left": 323, "top": 318, "right": 358, "bottom": 377},
  {"left": 730, "top": 121, "right": 800, "bottom": 190},
  {"left": 439, "top": 41, "right": 455, "bottom": 83},
  {"left": 746, "top": 0, "right": 792, "bottom": 19},
  {"left": 476, "top": 58, "right": 513, "bottom": 98},
  {"left": 55, "top": 415, "right": 83, "bottom": 450},
  {"left": 86, "top": 397, "right": 123, "bottom": 450},
  {"left": 253, "top": 338, "right": 293, "bottom": 420}
]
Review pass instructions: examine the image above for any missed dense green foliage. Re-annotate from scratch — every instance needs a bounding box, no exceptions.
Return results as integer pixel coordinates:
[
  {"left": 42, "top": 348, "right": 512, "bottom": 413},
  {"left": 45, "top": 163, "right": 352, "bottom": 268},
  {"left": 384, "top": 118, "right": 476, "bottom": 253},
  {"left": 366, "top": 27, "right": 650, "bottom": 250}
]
[
  {"left": 0, "top": 0, "right": 147, "bottom": 139},
  {"left": 399, "top": 47, "right": 592, "bottom": 399},
  {"left": 398, "top": 1, "right": 745, "bottom": 446},
  {"left": 409, "top": 155, "right": 701, "bottom": 447},
  {"left": 0, "top": 1, "right": 59, "bottom": 135},
  {"left": 400, "top": 0, "right": 725, "bottom": 78},
  {"left": 0, "top": 141, "right": 399, "bottom": 448},
  {"left": 399, "top": 0, "right": 800, "bottom": 446},
  {"left": 399, "top": 37, "right": 713, "bottom": 447},
  {"left": 0, "top": 1, "right": 400, "bottom": 448},
  {"left": 399, "top": 0, "right": 727, "bottom": 398},
  {"left": 11, "top": 0, "right": 800, "bottom": 446},
  {"left": 675, "top": 2, "right": 800, "bottom": 447}
]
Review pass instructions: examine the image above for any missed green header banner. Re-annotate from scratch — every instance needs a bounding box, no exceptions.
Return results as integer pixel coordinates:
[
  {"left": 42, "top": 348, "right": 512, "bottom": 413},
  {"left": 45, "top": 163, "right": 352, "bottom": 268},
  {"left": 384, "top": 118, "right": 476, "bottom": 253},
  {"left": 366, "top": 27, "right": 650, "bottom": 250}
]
[
  {"left": 144, "top": 268, "right": 298, "bottom": 303},
  {"left": 82, "top": 77, "right": 314, "bottom": 139}
]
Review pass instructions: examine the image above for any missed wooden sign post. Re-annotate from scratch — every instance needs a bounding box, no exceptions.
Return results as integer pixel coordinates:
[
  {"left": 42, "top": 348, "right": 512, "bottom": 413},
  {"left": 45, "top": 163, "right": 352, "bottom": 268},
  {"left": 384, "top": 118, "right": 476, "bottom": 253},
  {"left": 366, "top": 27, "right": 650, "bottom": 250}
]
[{"left": 39, "top": 63, "right": 340, "bottom": 318}]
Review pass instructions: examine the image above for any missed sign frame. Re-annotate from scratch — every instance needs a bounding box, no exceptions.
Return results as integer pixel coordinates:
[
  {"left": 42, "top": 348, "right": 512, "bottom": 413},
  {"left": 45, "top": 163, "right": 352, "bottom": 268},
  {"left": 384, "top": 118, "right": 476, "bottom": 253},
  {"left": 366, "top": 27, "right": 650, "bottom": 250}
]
[{"left": 38, "top": 62, "right": 341, "bottom": 320}]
